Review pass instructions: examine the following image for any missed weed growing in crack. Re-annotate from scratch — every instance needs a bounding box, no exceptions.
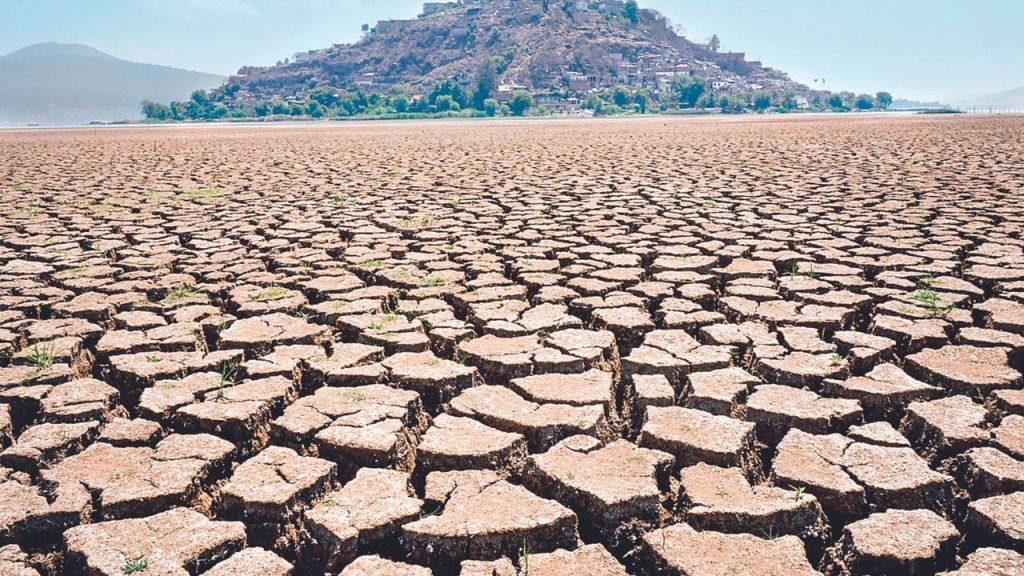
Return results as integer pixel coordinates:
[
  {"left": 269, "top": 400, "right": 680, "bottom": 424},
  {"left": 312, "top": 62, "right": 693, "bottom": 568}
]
[
  {"left": 828, "top": 353, "right": 842, "bottom": 367},
  {"left": 122, "top": 556, "right": 148, "bottom": 574},
  {"left": 791, "top": 486, "right": 806, "bottom": 502},
  {"left": 26, "top": 342, "right": 56, "bottom": 370},
  {"left": 911, "top": 289, "right": 955, "bottom": 317},
  {"left": 161, "top": 287, "right": 198, "bottom": 306},
  {"left": 216, "top": 363, "right": 236, "bottom": 399},
  {"left": 519, "top": 539, "right": 531, "bottom": 575}
]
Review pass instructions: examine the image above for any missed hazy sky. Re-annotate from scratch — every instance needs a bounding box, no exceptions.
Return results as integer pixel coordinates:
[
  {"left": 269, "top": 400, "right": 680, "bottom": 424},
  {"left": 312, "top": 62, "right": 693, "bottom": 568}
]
[{"left": 0, "top": 0, "right": 1020, "bottom": 102}]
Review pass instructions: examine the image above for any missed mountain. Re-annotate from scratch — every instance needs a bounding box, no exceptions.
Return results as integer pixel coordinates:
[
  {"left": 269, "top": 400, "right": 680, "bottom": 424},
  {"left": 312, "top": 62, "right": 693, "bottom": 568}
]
[
  {"left": 953, "top": 86, "right": 1024, "bottom": 109},
  {"left": 0, "top": 43, "right": 225, "bottom": 126},
  {"left": 220, "top": 0, "right": 812, "bottom": 108}
]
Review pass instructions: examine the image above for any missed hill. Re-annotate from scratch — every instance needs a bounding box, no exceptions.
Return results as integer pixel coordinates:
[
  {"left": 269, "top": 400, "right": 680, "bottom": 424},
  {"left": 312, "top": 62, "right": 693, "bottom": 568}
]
[
  {"left": 953, "top": 86, "right": 1024, "bottom": 109},
  {"left": 211, "top": 0, "right": 816, "bottom": 115},
  {"left": 0, "top": 43, "right": 225, "bottom": 126}
]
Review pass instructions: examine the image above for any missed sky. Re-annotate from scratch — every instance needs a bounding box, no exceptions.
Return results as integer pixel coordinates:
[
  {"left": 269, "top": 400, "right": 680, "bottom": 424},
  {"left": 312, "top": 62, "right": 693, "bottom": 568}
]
[{"left": 0, "top": 0, "right": 1020, "bottom": 102}]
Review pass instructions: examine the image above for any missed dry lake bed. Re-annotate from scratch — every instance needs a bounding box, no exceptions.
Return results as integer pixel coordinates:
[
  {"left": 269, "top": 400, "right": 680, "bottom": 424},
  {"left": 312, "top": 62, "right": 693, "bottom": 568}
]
[{"left": 1, "top": 115, "right": 1023, "bottom": 575}]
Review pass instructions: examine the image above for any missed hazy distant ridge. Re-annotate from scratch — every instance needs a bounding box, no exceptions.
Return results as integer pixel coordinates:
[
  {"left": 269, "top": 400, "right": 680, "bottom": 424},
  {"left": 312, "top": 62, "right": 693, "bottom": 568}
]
[{"left": 0, "top": 43, "right": 224, "bottom": 125}]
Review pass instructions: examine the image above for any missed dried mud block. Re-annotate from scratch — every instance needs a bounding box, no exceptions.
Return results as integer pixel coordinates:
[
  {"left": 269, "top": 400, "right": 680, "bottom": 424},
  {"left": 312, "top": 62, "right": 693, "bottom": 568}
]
[
  {"left": 846, "top": 421, "right": 909, "bottom": 447},
  {"left": 270, "top": 384, "right": 426, "bottom": 476},
  {"left": 96, "top": 417, "right": 163, "bottom": 447},
  {"left": 381, "top": 351, "right": 478, "bottom": 410},
  {"left": 621, "top": 330, "right": 733, "bottom": 388},
  {"left": 206, "top": 548, "right": 293, "bottom": 576},
  {"left": 240, "top": 344, "right": 328, "bottom": 381},
  {"left": 0, "top": 420, "right": 100, "bottom": 473},
  {"left": 340, "top": 555, "right": 431, "bottom": 576},
  {"left": 522, "top": 436, "right": 673, "bottom": 551},
  {"left": 402, "top": 470, "right": 579, "bottom": 570},
  {"left": 772, "top": 430, "right": 866, "bottom": 520},
  {"left": 456, "top": 329, "right": 617, "bottom": 386},
  {"left": 638, "top": 406, "right": 761, "bottom": 478},
  {"left": 678, "top": 463, "right": 829, "bottom": 550},
  {"left": 459, "top": 558, "right": 516, "bottom": 576},
  {"left": 937, "top": 548, "right": 1024, "bottom": 576},
  {"left": 415, "top": 414, "right": 527, "bottom": 479},
  {"left": 964, "top": 492, "right": 1024, "bottom": 554},
  {"left": 900, "top": 396, "right": 990, "bottom": 464},
  {"left": 138, "top": 372, "right": 223, "bottom": 422},
  {"left": 218, "top": 313, "right": 330, "bottom": 359},
  {"left": 176, "top": 376, "right": 296, "bottom": 455},
  {"left": 303, "top": 343, "right": 385, "bottom": 388},
  {"left": 108, "top": 350, "right": 242, "bottom": 391},
  {"left": 449, "top": 385, "right": 610, "bottom": 452},
  {"left": 527, "top": 544, "right": 629, "bottom": 575},
  {"left": 0, "top": 545, "right": 40, "bottom": 576},
  {"left": 592, "top": 306, "right": 655, "bottom": 349},
  {"left": 825, "top": 509, "right": 958, "bottom": 576},
  {"left": 989, "top": 389, "right": 1024, "bottom": 418},
  {"left": 302, "top": 469, "right": 422, "bottom": 573},
  {"left": 641, "top": 522, "right": 821, "bottom": 576},
  {"left": 840, "top": 442, "right": 953, "bottom": 514},
  {"left": 823, "top": 363, "right": 942, "bottom": 422},
  {"left": 0, "top": 479, "right": 84, "bottom": 544},
  {"left": 952, "top": 447, "right": 1024, "bottom": 499},
  {"left": 993, "top": 415, "right": 1024, "bottom": 459},
  {"left": 63, "top": 507, "right": 246, "bottom": 576},
  {"left": 744, "top": 384, "right": 862, "bottom": 445},
  {"left": 754, "top": 352, "right": 848, "bottom": 389},
  {"left": 870, "top": 315, "right": 952, "bottom": 355},
  {"left": 684, "top": 367, "right": 758, "bottom": 416},
  {"left": 40, "top": 433, "right": 232, "bottom": 522},
  {"left": 905, "top": 345, "right": 1022, "bottom": 396},
  {"left": 220, "top": 446, "right": 336, "bottom": 551}
]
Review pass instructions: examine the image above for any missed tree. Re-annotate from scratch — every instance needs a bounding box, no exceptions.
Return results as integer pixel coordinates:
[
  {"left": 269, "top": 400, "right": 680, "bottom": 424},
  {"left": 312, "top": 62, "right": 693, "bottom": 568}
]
[
  {"left": 623, "top": 0, "right": 639, "bottom": 24},
  {"left": 483, "top": 98, "right": 501, "bottom": 117},
  {"left": 141, "top": 100, "right": 172, "bottom": 121},
  {"left": 307, "top": 101, "right": 327, "bottom": 118},
  {"left": 392, "top": 95, "right": 409, "bottom": 113},
  {"left": 612, "top": 86, "right": 632, "bottom": 107},
  {"left": 828, "top": 94, "right": 844, "bottom": 110},
  {"left": 509, "top": 90, "right": 533, "bottom": 116},
  {"left": 876, "top": 91, "right": 893, "bottom": 109},
  {"left": 671, "top": 74, "right": 705, "bottom": 108},
  {"left": 435, "top": 95, "right": 457, "bottom": 112},
  {"left": 709, "top": 34, "right": 721, "bottom": 53},
  {"left": 473, "top": 57, "right": 500, "bottom": 109},
  {"left": 753, "top": 91, "right": 773, "bottom": 111},
  {"left": 855, "top": 93, "right": 876, "bottom": 110},
  {"left": 635, "top": 89, "right": 651, "bottom": 114}
]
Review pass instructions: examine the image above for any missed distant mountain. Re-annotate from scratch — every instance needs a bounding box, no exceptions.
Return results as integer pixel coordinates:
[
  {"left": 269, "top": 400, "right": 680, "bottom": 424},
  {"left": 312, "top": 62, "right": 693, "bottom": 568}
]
[
  {"left": 953, "top": 86, "right": 1024, "bottom": 109},
  {"left": 0, "top": 43, "right": 225, "bottom": 126},
  {"left": 221, "top": 0, "right": 812, "bottom": 107}
]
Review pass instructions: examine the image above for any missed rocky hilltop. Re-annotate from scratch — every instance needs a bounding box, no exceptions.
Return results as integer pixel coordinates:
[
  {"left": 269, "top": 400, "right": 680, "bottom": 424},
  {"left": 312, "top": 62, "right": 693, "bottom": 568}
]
[{"left": 219, "top": 0, "right": 813, "bottom": 108}]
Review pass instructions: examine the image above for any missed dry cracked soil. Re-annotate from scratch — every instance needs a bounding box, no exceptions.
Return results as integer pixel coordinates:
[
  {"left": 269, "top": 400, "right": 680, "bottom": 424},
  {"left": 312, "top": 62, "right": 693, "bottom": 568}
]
[{"left": 1, "top": 114, "right": 1024, "bottom": 576}]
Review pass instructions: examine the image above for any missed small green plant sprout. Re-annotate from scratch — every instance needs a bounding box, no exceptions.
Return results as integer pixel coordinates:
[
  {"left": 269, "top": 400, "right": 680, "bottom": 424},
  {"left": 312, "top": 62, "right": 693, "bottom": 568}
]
[
  {"left": 703, "top": 199, "right": 717, "bottom": 208},
  {"left": 368, "top": 321, "right": 384, "bottom": 330},
  {"left": 25, "top": 342, "right": 56, "bottom": 370},
  {"left": 828, "top": 353, "right": 842, "bottom": 367},
  {"left": 443, "top": 242, "right": 455, "bottom": 252},
  {"left": 791, "top": 486, "right": 806, "bottom": 502},
  {"left": 249, "top": 286, "right": 288, "bottom": 302},
  {"left": 12, "top": 183, "right": 30, "bottom": 191},
  {"left": 26, "top": 203, "right": 42, "bottom": 218},
  {"left": 215, "top": 363, "right": 235, "bottom": 399},
  {"left": 519, "top": 539, "right": 531, "bottom": 575},
  {"left": 786, "top": 262, "right": 800, "bottom": 277},
  {"left": 146, "top": 355, "right": 162, "bottom": 363},
  {"left": 161, "top": 287, "right": 197, "bottom": 306},
  {"left": 910, "top": 289, "right": 955, "bottom": 317},
  {"left": 759, "top": 526, "right": 779, "bottom": 540},
  {"left": 272, "top": 183, "right": 282, "bottom": 193},
  {"left": 122, "top": 556, "right": 148, "bottom": 574},
  {"left": 331, "top": 193, "right": 346, "bottom": 204},
  {"left": 448, "top": 197, "right": 460, "bottom": 209}
]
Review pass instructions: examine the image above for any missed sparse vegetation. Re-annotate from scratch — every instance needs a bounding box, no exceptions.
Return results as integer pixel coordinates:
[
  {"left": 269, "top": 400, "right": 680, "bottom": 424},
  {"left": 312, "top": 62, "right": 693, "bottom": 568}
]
[
  {"left": 249, "top": 286, "right": 289, "bottom": 301},
  {"left": 122, "top": 556, "right": 148, "bottom": 574},
  {"left": 25, "top": 342, "right": 56, "bottom": 370}
]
